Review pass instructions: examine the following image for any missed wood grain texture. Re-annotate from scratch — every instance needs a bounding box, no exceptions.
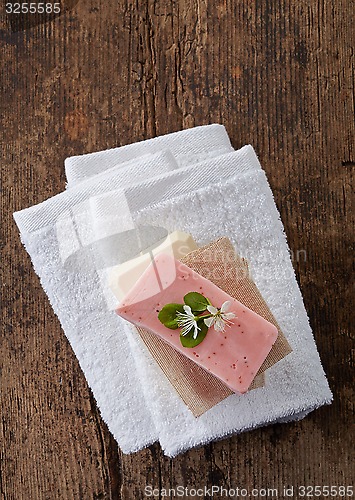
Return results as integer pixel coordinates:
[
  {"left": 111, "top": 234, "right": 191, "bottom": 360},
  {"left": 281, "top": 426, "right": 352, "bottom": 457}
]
[{"left": 1, "top": 0, "right": 353, "bottom": 498}]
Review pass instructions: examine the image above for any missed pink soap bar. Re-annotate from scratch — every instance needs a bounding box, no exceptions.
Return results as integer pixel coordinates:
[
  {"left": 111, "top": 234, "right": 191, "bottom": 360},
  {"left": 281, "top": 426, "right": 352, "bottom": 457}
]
[{"left": 116, "top": 254, "right": 278, "bottom": 394}]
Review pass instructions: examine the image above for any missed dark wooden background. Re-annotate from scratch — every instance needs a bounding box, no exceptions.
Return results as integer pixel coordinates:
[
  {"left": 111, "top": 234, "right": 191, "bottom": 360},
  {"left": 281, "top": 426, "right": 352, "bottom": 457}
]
[{"left": 1, "top": 0, "right": 354, "bottom": 498}]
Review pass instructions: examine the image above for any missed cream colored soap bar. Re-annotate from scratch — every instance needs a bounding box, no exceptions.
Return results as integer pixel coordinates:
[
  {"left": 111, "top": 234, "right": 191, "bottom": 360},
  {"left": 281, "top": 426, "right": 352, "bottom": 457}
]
[{"left": 109, "top": 231, "right": 198, "bottom": 300}]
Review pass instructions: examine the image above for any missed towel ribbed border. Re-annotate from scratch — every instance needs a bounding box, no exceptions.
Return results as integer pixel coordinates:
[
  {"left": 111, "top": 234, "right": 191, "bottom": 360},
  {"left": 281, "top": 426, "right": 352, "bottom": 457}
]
[
  {"left": 65, "top": 124, "right": 233, "bottom": 185},
  {"left": 14, "top": 145, "right": 258, "bottom": 234}
]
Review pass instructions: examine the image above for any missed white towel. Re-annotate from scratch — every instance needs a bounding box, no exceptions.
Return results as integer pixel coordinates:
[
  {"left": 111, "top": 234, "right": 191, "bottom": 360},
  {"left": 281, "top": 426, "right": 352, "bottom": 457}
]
[
  {"left": 87, "top": 146, "right": 333, "bottom": 457},
  {"left": 13, "top": 126, "right": 234, "bottom": 454},
  {"left": 13, "top": 150, "right": 178, "bottom": 453}
]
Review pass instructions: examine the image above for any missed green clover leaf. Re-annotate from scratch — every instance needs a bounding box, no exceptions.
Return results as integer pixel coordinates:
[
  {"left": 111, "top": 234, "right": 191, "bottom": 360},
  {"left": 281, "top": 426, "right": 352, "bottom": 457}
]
[
  {"left": 158, "top": 303, "right": 185, "bottom": 329},
  {"left": 180, "top": 318, "right": 208, "bottom": 348},
  {"left": 183, "top": 292, "right": 210, "bottom": 312}
]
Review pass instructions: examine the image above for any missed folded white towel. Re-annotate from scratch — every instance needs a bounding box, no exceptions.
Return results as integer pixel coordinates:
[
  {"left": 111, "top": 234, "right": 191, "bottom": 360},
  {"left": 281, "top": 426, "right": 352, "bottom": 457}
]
[
  {"left": 88, "top": 146, "right": 333, "bottom": 457},
  {"left": 13, "top": 126, "right": 234, "bottom": 454},
  {"left": 14, "top": 125, "right": 332, "bottom": 457}
]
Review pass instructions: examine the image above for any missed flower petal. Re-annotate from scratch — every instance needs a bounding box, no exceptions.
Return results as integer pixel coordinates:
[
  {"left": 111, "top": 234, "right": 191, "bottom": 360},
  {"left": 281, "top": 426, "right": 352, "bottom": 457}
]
[
  {"left": 222, "top": 312, "right": 236, "bottom": 320},
  {"left": 207, "top": 305, "right": 218, "bottom": 315},
  {"left": 193, "top": 324, "right": 201, "bottom": 339},
  {"left": 183, "top": 305, "right": 193, "bottom": 316},
  {"left": 204, "top": 317, "right": 215, "bottom": 327},
  {"left": 214, "top": 317, "right": 226, "bottom": 332},
  {"left": 220, "top": 301, "right": 231, "bottom": 313}
]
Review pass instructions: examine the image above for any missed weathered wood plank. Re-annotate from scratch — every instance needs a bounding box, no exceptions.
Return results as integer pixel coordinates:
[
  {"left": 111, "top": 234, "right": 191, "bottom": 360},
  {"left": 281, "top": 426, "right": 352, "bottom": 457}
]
[{"left": 1, "top": 0, "right": 353, "bottom": 498}]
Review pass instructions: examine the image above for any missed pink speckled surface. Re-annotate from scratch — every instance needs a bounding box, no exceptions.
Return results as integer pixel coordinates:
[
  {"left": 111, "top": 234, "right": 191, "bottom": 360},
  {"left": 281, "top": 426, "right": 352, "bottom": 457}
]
[{"left": 116, "top": 254, "right": 278, "bottom": 393}]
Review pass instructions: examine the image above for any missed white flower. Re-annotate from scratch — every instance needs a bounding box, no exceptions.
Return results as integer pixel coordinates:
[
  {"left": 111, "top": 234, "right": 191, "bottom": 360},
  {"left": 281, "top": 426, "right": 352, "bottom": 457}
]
[
  {"left": 204, "top": 301, "right": 236, "bottom": 332},
  {"left": 176, "top": 305, "right": 201, "bottom": 339}
]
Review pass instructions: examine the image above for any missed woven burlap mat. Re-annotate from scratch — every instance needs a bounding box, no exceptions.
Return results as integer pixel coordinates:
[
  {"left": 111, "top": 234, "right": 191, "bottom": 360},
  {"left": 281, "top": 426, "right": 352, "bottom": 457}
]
[{"left": 136, "top": 237, "right": 292, "bottom": 417}]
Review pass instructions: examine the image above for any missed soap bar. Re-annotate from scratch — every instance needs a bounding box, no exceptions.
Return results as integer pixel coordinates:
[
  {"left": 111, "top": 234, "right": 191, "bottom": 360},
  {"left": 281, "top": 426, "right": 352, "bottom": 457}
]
[
  {"left": 109, "top": 231, "right": 198, "bottom": 300},
  {"left": 116, "top": 254, "right": 278, "bottom": 394}
]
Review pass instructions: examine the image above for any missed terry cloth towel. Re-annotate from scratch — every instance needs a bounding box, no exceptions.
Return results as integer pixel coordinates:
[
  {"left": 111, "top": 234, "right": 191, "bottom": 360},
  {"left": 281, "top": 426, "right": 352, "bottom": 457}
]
[
  {"left": 13, "top": 126, "right": 234, "bottom": 454},
  {"left": 86, "top": 145, "right": 332, "bottom": 457},
  {"left": 65, "top": 124, "right": 233, "bottom": 187},
  {"left": 13, "top": 151, "right": 178, "bottom": 453}
]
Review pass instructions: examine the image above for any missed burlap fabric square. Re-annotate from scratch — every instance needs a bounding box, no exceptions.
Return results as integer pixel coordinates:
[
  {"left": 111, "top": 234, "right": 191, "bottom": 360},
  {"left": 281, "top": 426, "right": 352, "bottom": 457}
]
[{"left": 136, "top": 237, "right": 292, "bottom": 417}]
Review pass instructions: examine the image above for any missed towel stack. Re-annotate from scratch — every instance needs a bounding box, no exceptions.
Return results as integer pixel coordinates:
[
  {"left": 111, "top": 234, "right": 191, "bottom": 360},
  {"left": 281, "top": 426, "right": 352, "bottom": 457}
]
[{"left": 14, "top": 125, "right": 332, "bottom": 457}]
